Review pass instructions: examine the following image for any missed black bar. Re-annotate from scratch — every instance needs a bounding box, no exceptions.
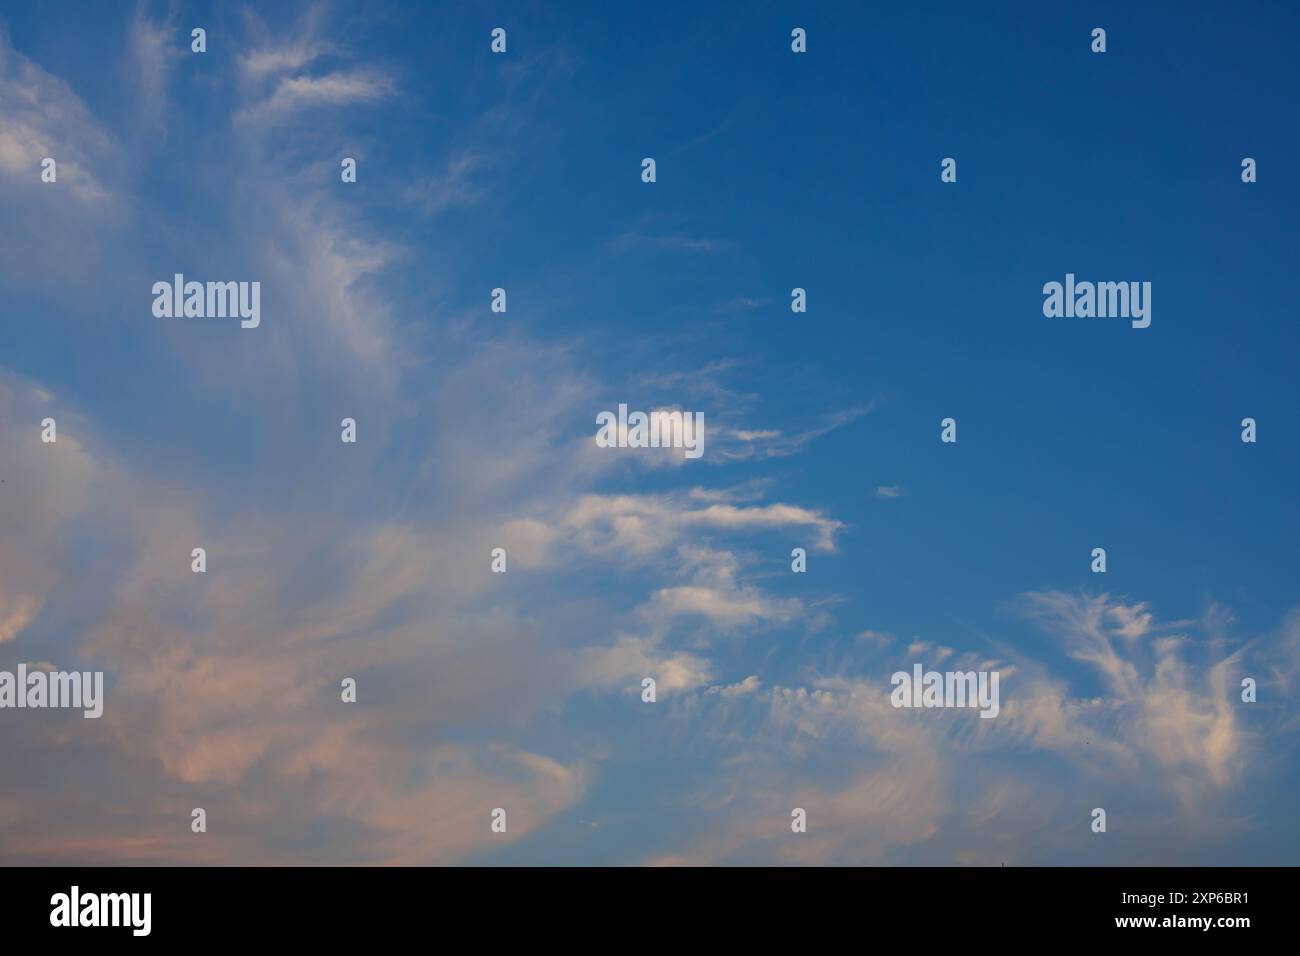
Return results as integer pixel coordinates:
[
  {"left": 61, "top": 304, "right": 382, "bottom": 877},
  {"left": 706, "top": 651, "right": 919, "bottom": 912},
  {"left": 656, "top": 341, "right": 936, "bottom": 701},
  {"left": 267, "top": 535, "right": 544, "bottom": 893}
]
[{"left": 0, "top": 866, "right": 1287, "bottom": 941}]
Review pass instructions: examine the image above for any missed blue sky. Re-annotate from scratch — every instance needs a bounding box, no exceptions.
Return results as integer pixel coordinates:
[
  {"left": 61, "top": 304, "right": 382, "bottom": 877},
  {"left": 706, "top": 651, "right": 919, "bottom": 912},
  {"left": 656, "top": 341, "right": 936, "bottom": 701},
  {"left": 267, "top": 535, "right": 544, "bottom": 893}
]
[{"left": 1, "top": 0, "right": 1298, "bottom": 865}]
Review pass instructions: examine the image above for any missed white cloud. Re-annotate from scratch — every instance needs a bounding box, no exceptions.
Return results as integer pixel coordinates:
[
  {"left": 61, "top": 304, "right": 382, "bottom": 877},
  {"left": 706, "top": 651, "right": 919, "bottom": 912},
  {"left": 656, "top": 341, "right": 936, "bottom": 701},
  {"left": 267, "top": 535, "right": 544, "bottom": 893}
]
[
  {"left": 125, "top": 5, "right": 176, "bottom": 128},
  {"left": 577, "top": 634, "right": 712, "bottom": 695},
  {"left": 238, "top": 69, "right": 395, "bottom": 125},
  {"left": 558, "top": 492, "right": 843, "bottom": 557},
  {"left": 706, "top": 675, "right": 761, "bottom": 698},
  {"left": 402, "top": 150, "right": 494, "bottom": 217},
  {"left": 0, "top": 32, "right": 117, "bottom": 206},
  {"left": 239, "top": 42, "right": 332, "bottom": 81}
]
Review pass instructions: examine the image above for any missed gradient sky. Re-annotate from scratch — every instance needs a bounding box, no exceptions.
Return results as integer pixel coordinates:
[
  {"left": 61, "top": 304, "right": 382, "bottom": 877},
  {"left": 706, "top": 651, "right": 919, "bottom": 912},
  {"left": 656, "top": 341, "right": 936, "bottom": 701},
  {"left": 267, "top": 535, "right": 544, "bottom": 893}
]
[{"left": 1, "top": 0, "right": 1298, "bottom": 865}]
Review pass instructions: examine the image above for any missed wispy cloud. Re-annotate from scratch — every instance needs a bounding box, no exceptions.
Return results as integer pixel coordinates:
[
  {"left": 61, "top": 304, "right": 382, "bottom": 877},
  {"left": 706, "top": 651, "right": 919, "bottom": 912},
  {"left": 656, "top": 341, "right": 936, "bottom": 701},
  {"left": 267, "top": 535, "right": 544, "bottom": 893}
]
[
  {"left": 714, "top": 296, "right": 770, "bottom": 314},
  {"left": 0, "top": 31, "right": 118, "bottom": 206},
  {"left": 402, "top": 150, "right": 494, "bottom": 217},
  {"left": 610, "top": 231, "right": 727, "bottom": 254},
  {"left": 125, "top": 4, "right": 177, "bottom": 130},
  {"left": 239, "top": 69, "right": 395, "bottom": 123},
  {"left": 634, "top": 590, "right": 1286, "bottom": 864}
]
